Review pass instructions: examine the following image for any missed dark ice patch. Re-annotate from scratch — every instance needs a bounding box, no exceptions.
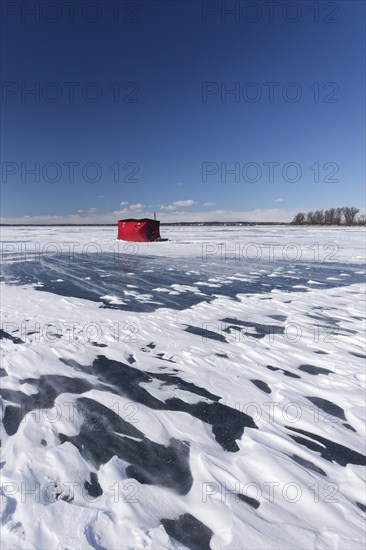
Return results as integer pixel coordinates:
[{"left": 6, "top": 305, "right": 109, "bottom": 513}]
[
  {"left": 0, "top": 491, "right": 17, "bottom": 523},
  {"left": 350, "top": 352, "right": 366, "bottom": 359},
  {"left": 298, "top": 364, "right": 334, "bottom": 376},
  {"left": 155, "top": 353, "right": 176, "bottom": 363},
  {"left": 268, "top": 315, "right": 287, "bottom": 322},
  {"left": 1, "top": 375, "right": 93, "bottom": 436},
  {"left": 84, "top": 473, "right": 103, "bottom": 498},
  {"left": 223, "top": 325, "right": 263, "bottom": 339},
  {"left": 266, "top": 365, "right": 301, "bottom": 379},
  {"left": 0, "top": 368, "right": 8, "bottom": 377},
  {"left": 60, "top": 398, "right": 193, "bottom": 495},
  {"left": 0, "top": 330, "right": 24, "bottom": 344},
  {"left": 84, "top": 356, "right": 257, "bottom": 452},
  {"left": 221, "top": 318, "right": 284, "bottom": 339},
  {"left": 290, "top": 454, "right": 326, "bottom": 476},
  {"left": 161, "top": 513, "right": 213, "bottom": 550},
  {"left": 356, "top": 502, "right": 366, "bottom": 513},
  {"left": 61, "top": 493, "right": 74, "bottom": 503},
  {"left": 165, "top": 398, "right": 257, "bottom": 452},
  {"left": 155, "top": 371, "right": 220, "bottom": 401},
  {"left": 251, "top": 379, "right": 271, "bottom": 394},
  {"left": 286, "top": 427, "right": 366, "bottom": 466},
  {"left": 185, "top": 325, "right": 227, "bottom": 343},
  {"left": 282, "top": 370, "right": 301, "bottom": 379},
  {"left": 89, "top": 355, "right": 219, "bottom": 403},
  {"left": 49, "top": 333, "right": 62, "bottom": 340},
  {"left": 343, "top": 423, "right": 356, "bottom": 432},
  {"left": 3, "top": 353, "right": 257, "bottom": 455},
  {"left": 238, "top": 493, "right": 261, "bottom": 509},
  {"left": 305, "top": 397, "right": 346, "bottom": 421}
]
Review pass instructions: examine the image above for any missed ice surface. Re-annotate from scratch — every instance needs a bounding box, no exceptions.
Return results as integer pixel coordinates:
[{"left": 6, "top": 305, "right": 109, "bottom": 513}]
[{"left": 0, "top": 226, "right": 365, "bottom": 549}]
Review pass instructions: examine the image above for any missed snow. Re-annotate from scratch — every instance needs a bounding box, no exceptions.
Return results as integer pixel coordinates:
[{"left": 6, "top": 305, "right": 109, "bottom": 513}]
[{"left": 0, "top": 225, "right": 365, "bottom": 549}]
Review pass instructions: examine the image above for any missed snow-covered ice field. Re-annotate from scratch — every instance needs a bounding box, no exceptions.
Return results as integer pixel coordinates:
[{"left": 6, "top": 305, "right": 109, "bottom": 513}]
[{"left": 0, "top": 225, "right": 365, "bottom": 550}]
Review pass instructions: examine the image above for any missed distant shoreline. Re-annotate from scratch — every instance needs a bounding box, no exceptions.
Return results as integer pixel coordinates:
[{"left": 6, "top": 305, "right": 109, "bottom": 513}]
[
  {"left": 0, "top": 222, "right": 283, "bottom": 227},
  {"left": 0, "top": 222, "right": 363, "bottom": 227}
]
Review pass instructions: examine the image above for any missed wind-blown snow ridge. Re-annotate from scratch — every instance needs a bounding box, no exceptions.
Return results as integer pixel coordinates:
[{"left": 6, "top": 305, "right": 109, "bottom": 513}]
[{"left": 0, "top": 226, "right": 365, "bottom": 549}]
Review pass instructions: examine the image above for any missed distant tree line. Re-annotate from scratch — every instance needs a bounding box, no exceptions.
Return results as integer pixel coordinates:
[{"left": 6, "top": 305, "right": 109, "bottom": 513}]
[{"left": 292, "top": 207, "right": 365, "bottom": 225}]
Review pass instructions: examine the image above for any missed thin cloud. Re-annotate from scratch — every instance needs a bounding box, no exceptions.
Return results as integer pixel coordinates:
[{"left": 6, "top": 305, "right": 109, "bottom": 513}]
[
  {"left": 173, "top": 200, "right": 196, "bottom": 207},
  {"left": 160, "top": 205, "right": 176, "bottom": 211},
  {"left": 129, "top": 203, "right": 143, "bottom": 211}
]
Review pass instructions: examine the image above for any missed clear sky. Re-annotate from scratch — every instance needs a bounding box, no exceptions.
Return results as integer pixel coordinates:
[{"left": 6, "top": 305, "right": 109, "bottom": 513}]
[{"left": 1, "top": 0, "right": 365, "bottom": 223}]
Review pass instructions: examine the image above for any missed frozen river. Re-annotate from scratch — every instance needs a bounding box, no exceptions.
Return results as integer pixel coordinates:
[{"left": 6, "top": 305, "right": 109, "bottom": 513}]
[{"left": 0, "top": 225, "right": 365, "bottom": 549}]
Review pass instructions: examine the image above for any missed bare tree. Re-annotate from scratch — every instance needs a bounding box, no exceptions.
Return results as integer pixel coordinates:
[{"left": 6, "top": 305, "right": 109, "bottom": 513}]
[
  {"left": 306, "top": 211, "right": 315, "bottom": 224},
  {"left": 343, "top": 206, "right": 360, "bottom": 225},
  {"left": 292, "top": 212, "right": 306, "bottom": 224},
  {"left": 313, "top": 210, "right": 325, "bottom": 224},
  {"left": 292, "top": 206, "right": 360, "bottom": 225},
  {"left": 333, "top": 207, "right": 343, "bottom": 225},
  {"left": 324, "top": 208, "right": 336, "bottom": 225}
]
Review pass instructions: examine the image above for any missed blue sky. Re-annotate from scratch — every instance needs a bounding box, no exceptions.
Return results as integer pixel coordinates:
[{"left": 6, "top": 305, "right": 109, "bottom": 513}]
[{"left": 1, "top": 0, "right": 365, "bottom": 223}]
